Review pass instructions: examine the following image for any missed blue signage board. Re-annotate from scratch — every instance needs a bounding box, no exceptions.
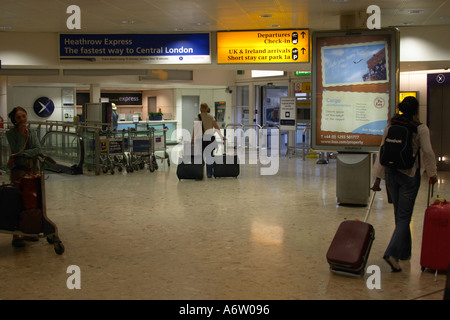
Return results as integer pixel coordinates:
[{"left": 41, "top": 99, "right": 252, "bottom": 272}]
[{"left": 60, "top": 33, "right": 211, "bottom": 64}]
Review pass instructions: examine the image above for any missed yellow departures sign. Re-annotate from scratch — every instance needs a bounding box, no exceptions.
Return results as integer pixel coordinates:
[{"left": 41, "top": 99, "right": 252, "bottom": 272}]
[{"left": 217, "top": 30, "right": 309, "bottom": 64}]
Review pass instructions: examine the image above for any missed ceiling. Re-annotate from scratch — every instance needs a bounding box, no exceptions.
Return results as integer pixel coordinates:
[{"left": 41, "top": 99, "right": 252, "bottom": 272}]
[
  {"left": 1, "top": 0, "right": 449, "bottom": 33},
  {"left": 1, "top": 0, "right": 449, "bottom": 90}
]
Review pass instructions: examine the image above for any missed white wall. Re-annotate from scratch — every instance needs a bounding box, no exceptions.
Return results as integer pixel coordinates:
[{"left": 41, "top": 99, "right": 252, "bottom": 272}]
[
  {"left": 7, "top": 86, "right": 65, "bottom": 123},
  {"left": 398, "top": 26, "right": 450, "bottom": 63},
  {"left": 399, "top": 69, "right": 450, "bottom": 124},
  {"left": 174, "top": 87, "right": 232, "bottom": 141},
  {"left": 142, "top": 89, "right": 175, "bottom": 119}
]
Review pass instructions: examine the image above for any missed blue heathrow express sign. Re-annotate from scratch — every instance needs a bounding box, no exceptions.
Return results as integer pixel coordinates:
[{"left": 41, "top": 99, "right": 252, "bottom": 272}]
[{"left": 60, "top": 33, "right": 211, "bottom": 64}]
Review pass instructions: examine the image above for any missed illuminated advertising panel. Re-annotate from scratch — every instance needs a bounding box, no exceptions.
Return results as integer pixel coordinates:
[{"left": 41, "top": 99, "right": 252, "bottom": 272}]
[{"left": 311, "top": 29, "right": 399, "bottom": 152}]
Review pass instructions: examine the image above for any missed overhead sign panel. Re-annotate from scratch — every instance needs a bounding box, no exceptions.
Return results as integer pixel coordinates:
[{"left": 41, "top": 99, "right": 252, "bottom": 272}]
[
  {"left": 217, "top": 29, "right": 309, "bottom": 64},
  {"left": 60, "top": 33, "right": 211, "bottom": 64}
]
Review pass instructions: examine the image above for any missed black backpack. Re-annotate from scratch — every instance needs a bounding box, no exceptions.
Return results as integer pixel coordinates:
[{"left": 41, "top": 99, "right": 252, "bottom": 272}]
[{"left": 379, "top": 123, "right": 419, "bottom": 170}]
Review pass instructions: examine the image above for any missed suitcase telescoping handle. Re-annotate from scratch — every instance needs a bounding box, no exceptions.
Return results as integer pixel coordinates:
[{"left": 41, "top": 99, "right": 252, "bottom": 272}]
[
  {"left": 363, "top": 191, "right": 376, "bottom": 223},
  {"left": 427, "top": 179, "right": 435, "bottom": 207},
  {"left": 223, "top": 124, "right": 243, "bottom": 156}
]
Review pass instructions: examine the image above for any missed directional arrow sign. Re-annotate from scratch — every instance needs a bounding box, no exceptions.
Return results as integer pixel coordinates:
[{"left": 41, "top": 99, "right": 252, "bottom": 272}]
[
  {"left": 217, "top": 29, "right": 309, "bottom": 64},
  {"left": 33, "top": 97, "right": 55, "bottom": 118}
]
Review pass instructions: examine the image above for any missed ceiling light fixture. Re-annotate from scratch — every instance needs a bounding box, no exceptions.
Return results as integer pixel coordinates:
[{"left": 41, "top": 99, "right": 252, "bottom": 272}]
[
  {"left": 121, "top": 20, "right": 135, "bottom": 24},
  {"left": 260, "top": 14, "right": 272, "bottom": 18},
  {"left": 270, "top": 24, "right": 280, "bottom": 28},
  {"left": 0, "top": 26, "right": 12, "bottom": 30},
  {"left": 408, "top": 9, "right": 425, "bottom": 14}
]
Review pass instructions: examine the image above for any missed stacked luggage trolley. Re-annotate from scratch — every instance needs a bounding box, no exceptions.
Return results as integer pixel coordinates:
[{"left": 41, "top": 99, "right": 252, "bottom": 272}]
[
  {"left": 129, "top": 127, "right": 158, "bottom": 172},
  {"left": 99, "top": 129, "right": 129, "bottom": 174},
  {"left": 99, "top": 124, "right": 170, "bottom": 174}
]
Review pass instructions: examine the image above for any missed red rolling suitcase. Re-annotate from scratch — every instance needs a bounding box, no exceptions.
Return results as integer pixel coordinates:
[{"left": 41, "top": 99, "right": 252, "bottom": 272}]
[
  {"left": 326, "top": 192, "right": 376, "bottom": 276},
  {"left": 420, "top": 184, "right": 450, "bottom": 272}
]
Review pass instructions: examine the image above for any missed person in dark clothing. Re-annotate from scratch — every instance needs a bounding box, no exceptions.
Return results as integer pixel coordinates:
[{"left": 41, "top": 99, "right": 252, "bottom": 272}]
[
  {"left": 372, "top": 97, "right": 437, "bottom": 272},
  {"left": 193, "top": 103, "right": 225, "bottom": 178},
  {"left": 6, "top": 106, "right": 42, "bottom": 247}
]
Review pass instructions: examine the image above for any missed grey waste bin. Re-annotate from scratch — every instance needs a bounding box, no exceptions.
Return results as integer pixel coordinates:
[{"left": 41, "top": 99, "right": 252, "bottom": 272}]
[{"left": 336, "top": 153, "right": 371, "bottom": 205}]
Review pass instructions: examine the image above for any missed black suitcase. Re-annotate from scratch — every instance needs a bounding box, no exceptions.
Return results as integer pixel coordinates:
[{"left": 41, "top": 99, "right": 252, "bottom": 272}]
[
  {"left": 176, "top": 155, "right": 204, "bottom": 180},
  {"left": 326, "top": 192, "right": 376, "bottom": 276},
  {"left": 213, "top": 154, "right": 239, "bottom": 178},
  {"left": 0, "top": 183, "right": 23, "bottom": 231}
]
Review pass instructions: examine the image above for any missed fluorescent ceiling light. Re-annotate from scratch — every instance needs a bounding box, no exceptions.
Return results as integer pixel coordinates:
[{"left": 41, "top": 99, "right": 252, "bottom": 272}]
[{"left": 251, "top": 70, "right": 284, "bottom": 78}]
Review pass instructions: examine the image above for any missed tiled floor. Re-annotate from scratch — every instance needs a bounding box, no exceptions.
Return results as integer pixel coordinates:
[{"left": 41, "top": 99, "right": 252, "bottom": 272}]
[{"left": 0, "top": 149, "right": 448, "bottom": 300}]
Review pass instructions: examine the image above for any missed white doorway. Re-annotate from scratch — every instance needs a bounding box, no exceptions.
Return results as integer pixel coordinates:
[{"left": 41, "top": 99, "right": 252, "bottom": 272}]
[{"left": 181, "top": 95, "right": 199, "bottom": 136}]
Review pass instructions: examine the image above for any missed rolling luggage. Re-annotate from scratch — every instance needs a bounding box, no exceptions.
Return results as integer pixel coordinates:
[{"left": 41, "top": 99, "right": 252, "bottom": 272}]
[
  {"left": 213, "top": 154, "right": 239, "bottom": 178},
  {"left": 213, "top": 129, "right": 239, "bottom": 178},
  {"left": 326, "top": 192, "right": 376, "bottom": 276},
  {"left": 420, "top": 183, "right": 450, "bottom": 272},
  {"left": 177, "top": 142, "right": 204, "bottom": 180},
  {"left": 0, "top": 183, "right": 23, "bottom": 231},
  {"left": 176, "top": 155, "right": 204, "bottom": 180}
]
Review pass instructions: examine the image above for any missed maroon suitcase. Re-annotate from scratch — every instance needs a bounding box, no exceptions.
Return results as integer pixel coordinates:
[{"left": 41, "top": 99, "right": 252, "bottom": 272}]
[
  {"left": 326, "top": 192, "right": 376, "bottom": 276},
  {"left": 420, "top": 184, "right": 450, "bottom": 273}
]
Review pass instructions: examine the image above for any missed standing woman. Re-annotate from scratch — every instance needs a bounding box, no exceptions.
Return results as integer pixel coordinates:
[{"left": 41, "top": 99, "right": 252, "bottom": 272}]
[
  {"left": 6, "top": 106, "right": 41, "bottom": 247},
  {"left": 372, "top": 96, "right": 437, "bottom": 272}
]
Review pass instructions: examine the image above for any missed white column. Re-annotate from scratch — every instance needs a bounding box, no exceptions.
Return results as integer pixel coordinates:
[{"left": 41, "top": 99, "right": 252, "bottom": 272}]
[{"left": 90, "top": 84, "right": 101, "bottom": 103}]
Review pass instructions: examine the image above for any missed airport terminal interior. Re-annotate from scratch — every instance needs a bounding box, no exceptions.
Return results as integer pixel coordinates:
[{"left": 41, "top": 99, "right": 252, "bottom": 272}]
[
  {"left": 1, "top": 1, "right": 450, "bottom": 301},
  {"left": 0, "top": 149, "right": 449, "bottom": 300}
]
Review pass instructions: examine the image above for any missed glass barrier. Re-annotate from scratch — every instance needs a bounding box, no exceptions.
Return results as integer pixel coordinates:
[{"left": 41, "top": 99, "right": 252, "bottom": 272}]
[{"left": 40, "top": 131, "right": 84, "bottom": 175}]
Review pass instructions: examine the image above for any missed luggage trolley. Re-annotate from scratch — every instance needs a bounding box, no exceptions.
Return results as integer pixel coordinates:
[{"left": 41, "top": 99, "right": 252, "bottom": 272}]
[
  {"left": 129, "top": 128, "right": 158, "bottom": 172},
  {"left": 0, "top": 154, "right": 65, "bottom": 255},
  {"left": 151, "top": 124, "right": 170, "bottom": 167},
  {"left": 100, "top": 130, "right": 128, "bottom": 174}
]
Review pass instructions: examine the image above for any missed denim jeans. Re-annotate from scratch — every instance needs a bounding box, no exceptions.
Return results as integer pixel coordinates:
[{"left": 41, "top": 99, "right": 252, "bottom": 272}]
[
  {"left": 384, "top": 167, "right": 421, "bottom": 260},
  {"left": 202, "top": 135, "right": 216, "bottom": 177}
]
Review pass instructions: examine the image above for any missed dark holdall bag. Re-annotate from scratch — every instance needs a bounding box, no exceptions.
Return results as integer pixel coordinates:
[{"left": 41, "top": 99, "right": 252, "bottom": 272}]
[
  {"left": 19, "top": 208, "right": 43, "bottom": 234},
  {"left": 19, "top": 175, "right": 41, "bottom": 209},
  {"left": 379, "top": 124, "right": 418, "bottom": 170},
  {"left": 0, "top": 183, "right": 23, "bottom": 231}
]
